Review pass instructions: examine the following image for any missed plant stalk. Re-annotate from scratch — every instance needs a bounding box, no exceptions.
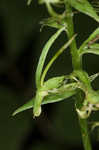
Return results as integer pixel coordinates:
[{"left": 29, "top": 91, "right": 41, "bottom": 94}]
[{"left": 65, "top": 2, "right": 92, "bottom": 150}]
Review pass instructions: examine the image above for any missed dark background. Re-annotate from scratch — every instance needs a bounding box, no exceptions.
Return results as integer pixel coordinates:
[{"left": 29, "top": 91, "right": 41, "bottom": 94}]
[{"left": 0, "top": 0, "right": 99, "bottom": 150}]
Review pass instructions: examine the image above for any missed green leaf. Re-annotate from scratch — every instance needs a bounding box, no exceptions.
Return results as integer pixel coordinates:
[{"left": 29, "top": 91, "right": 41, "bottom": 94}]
[
  {"left": 41, "top": 34, "right": 77, "bottom": 85},
  {"left": 12, "top": 97, "right": 35, "bottom": 116},
  {"left": 43, "top": 76, "right": 65, "bottom": 90},
  {"left": 79, "top": 44, "right": 99, "bottom": 56},
  {"left": 92, "top": 1, "right": 99, "bottom": 13},
  {"left": 35, "top": 28, "right": 64, "bottom": 88},
  {"left": 67, "top": 0, "right": 99, "bottom": 22},
  {"left": 40, "top": 17, "right": 67, "bottom": 30},
  {"left": 89, "top": 72, "right": 99, "bottom": 82},
  {"left": 12, "top": 82, "right": 78, "bottom": 116},
  {"left": 79, "top": 27, "right": 99, "bottom": 55},
  {"left": 89, "top": 43, "right": 99, "bottom": 49},
  {"left": 80, "top": 48, "right": 99, "bottom": 56}
]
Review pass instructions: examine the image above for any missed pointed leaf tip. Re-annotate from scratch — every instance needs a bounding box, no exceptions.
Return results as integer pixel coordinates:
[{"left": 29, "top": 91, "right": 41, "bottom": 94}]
[
  {"left": 12, "top": 98, "right": 35, "bottom": 116},
  {"left": 68, "top": 0, "right": 99, "bottom": 23}
]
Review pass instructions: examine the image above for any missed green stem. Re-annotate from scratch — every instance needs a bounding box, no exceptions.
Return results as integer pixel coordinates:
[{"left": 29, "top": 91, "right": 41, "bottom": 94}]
[
  {"left": 65, "top": 2, "right": 92, "bottom": 150},
  {"left": 46, "top": 3, "right": 61, "bottom": 18},
  {"left": 66, "top": 4, "right": 81, "bottom": 70},
  {"left": 79, "top": 118, "right": 92, "bottom": 150}
]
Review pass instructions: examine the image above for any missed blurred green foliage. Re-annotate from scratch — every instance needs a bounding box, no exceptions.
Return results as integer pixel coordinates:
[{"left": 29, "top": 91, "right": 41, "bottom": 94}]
[{"left": 0, "top": 0, "right": 99, "bottom": 150}]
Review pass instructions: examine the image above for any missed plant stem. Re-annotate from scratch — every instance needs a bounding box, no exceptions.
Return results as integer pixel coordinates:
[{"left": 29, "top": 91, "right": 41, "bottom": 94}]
[
  {"left": 79, "top": 118, "right": 92, "bottom": 150},
  {"left": 66, "top": 4, "right": 81, "bottom": 70},
  {"left": 65, "top": 2, "right": 92, "bottom": 150},
  {"left": 46, "top": 3, "right": 61, "bottom": 18}
]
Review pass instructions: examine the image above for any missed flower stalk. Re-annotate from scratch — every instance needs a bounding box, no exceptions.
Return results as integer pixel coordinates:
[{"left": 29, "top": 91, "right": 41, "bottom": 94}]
[{"left": 65, "top": 2, "right": 92, "bottom": 150}]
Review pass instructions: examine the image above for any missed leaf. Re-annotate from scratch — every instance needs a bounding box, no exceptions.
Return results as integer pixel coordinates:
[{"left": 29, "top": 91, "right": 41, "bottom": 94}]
[
  {"left": 92, "top": 1, "right": 99, "bottom": 13},
  {"left": 67, "top": 0, "right": 99, "bottom": 22},
  {"left": 12, "top": 97, "right": 35, "bottom": 116},
  {"left": 41, "top": 34, "right": 77, "bottom": 85},
  {"left": 79, "top": 44, "right": 99, "bottom": 56},
  {"left": 35, "top": 28, "right": 64, "bottom": 88},
  {"left": 12, "top": 82, "right": 78, "bottom": 116},
  {"left": 40, "top": 17, "right": 67, "bottom": 30},
  {"left": 80, "top": 48, "right": 99, "bottom": 56},
  {"left": 89, "top": 43, "right": 99, "bottom": 49},
  {"left": 89, "top": 72, "right": 99, "bottom": 82},
  {"left": 78, "top": 27, "right": 99, "bottom": 55},
  {"left": 43, "top": 76, "right": 65, "bottom": 90}
]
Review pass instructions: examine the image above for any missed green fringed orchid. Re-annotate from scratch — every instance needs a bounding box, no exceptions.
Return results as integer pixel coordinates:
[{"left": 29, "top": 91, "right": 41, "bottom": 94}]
[
  {"left": 13, "top": 28, "right": 76, "bottom": 117},
  {"left": 72, "top": 70, "right": 99, "bottom": 119}
]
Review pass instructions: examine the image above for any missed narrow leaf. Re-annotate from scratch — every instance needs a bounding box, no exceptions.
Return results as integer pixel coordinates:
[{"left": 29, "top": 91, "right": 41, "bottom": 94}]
[
  {"left": 79, "top": 27, "right": 99, "bottom": 55},
  {"left": 41, "top": 34, "right": 77, "bottom": 85},
  {"left": 89, "top": 72, "right": 99, "bottom": 82},
  {"left": 12, "top": 83, "right": 78, "bottom": 116},
  {"left": 80, "top": 48, "right": 99, "bottom": 56},
  {"left": 40, "top": 17, "right": 67, "bottom": 30},
  {"left": 88, "top": 43, "right": 99, "bottom": 49},
  {"left": 79, "top": 44, "right": 99, "bottom": 56},
  {"left": 36, "top": 28, "right": 64, "bottom": 88},
  {"left": 12, "top": 97, "right": 35, "bottom": 116},
  {"left": 67, "top": 0, "right": 99, "bottom": 22}
]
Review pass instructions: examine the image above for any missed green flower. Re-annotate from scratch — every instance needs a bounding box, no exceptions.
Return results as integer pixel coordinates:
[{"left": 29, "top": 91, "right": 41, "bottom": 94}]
[{"left": 12, "top": 28, "right": 76, "bottom": 118}]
